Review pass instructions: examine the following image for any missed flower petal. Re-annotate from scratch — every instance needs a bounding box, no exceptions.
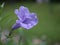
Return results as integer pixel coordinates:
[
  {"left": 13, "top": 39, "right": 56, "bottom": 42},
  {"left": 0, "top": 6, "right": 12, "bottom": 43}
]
[
  {"left": 15, "top": 6, "right": 29, "bottom": 21},
  {"left": 20, "top": 19, "right": 38, "bottom": 29},
  {"left": 19, "top": 6, "right": 29, "bottom": 13},
  {"left": 30, "top": 13, "right": 38, "bottom": 23},
  {"left": 20, "top": 22, "right": 33, "bottom": 29},
  {"left": 14, "top": 9, "right": 19, "bottom": 15},
  {"left": 18, "top": 6, "right": 30, "bottom": 20}
]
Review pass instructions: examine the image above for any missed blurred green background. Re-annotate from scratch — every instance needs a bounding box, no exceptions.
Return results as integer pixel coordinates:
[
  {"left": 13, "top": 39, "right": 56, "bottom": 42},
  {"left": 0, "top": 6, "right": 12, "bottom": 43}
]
[{"left": 0, "top": 0, "right": 60, "bottom": 45}]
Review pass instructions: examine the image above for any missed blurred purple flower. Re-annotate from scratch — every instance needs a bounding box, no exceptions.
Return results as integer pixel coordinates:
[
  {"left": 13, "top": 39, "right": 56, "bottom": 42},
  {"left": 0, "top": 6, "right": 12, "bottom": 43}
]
[{"left": 12, "top": 6, "right": 38, "bottom": 30}]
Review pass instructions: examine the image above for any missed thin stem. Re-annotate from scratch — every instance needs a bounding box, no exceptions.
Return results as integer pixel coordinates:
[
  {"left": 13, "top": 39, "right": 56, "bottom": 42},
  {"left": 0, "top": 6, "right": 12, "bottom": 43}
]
[
  {"left": 7, "top": 30, "right": 14, "bottom": 38},
  {"left": 9, "top": 30, "right": 13, "bottom": 36}
]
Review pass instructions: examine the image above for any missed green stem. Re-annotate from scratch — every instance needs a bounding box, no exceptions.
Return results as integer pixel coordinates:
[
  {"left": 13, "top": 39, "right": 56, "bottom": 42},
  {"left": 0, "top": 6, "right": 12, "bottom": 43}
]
[{"left": 7, "top": 30, "right": 14, "bottom": 38}]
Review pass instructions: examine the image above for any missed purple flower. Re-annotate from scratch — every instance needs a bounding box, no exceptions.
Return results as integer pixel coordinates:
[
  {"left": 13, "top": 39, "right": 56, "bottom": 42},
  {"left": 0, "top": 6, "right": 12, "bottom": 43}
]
[{"left": 12, "top": 6, "right": 38, "bottom": 30}]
